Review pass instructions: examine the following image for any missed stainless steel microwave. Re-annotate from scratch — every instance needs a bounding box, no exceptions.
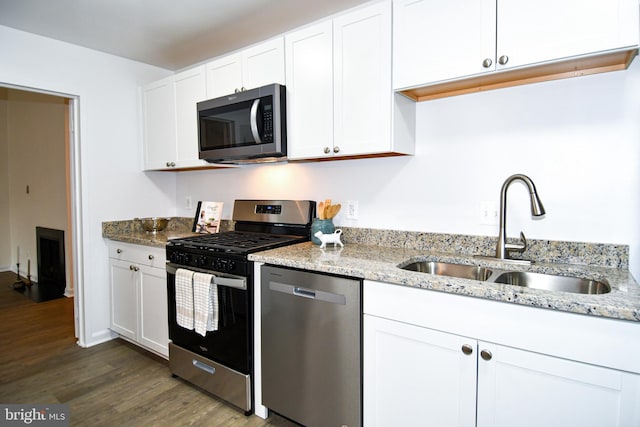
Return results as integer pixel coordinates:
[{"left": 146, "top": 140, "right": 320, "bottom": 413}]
[{"left": 197, "top": 83, "right": 286, "bottom": 164}]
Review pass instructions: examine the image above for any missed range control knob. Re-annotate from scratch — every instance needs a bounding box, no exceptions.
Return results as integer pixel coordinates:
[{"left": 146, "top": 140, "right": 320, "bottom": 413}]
[{"left": 197, "top": 256, "right": 207, "bottom": 267}]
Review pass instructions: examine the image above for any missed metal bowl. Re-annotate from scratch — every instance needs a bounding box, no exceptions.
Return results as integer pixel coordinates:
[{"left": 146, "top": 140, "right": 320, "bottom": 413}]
[{"left": 137, "top": 217, "right": 171, "bottom": 233}]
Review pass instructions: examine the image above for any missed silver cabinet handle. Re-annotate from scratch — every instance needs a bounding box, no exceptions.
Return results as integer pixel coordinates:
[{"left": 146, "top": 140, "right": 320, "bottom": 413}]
[
  {"left": 482, "top": 58, "right": 493, "bottom": 68},
  {"left": 333, "top": 146, "right": 340, "bottom": 153},
  {"left": 498, "top": 55, "right": 509, "bottom": 65},
  {"left": 461, "top": 344, "right": 474, "bottom": 355},
  {"left": 481, "top": 349, "right": 492, "bottom": 361},
  {"left": 234, "top": 88, "right": 240, "bottom": 93},
  {"left": 129, "top": 265, "right": 139, "bottom": 272},
  {"left": 148, "top": 254, "right": 154, "bottom": 260},
  {"left": 241, "top": 86, "right": 246, "bottom": 92},
  {"left": 116, "top": 249, "right": 123, "bottom": 254},
  {"left": 166, "top": 162, "right": 171, "bottom": 167},
  {"left": 166, "top": 161, "right": 176, "bottom": 167},
  {"left": 324, "top": 147, "right": 331, "bottom": 154}
]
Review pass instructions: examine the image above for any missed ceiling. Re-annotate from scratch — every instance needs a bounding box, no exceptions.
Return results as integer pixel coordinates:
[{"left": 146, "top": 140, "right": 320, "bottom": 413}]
[{"left": 0, "top": 0, "right": 370, "bottom": 71}]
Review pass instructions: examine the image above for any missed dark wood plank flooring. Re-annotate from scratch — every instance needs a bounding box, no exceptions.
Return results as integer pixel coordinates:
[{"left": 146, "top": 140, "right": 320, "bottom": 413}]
[{"left": 0, "top": 271, "right": 297, "bottom": 426}]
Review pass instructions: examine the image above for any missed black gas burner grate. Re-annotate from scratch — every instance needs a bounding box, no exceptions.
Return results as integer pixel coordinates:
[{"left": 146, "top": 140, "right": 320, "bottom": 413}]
[{"left": 170, "top": 231, "right": 304, "bottom": 254}]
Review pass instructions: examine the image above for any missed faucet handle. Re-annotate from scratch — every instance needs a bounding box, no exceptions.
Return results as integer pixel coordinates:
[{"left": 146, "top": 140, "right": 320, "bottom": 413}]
[{"left": 505, "top": 231, "right": 527, "bottom": 254}]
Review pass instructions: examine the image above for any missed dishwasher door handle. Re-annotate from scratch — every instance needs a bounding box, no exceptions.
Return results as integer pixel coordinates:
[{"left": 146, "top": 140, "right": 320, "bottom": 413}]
[
  {"left": 293, "top": 287, "right": 316, "bottom": 299},
  {"left": 269, "top": 281, "right": 346, "bottom": 305}
]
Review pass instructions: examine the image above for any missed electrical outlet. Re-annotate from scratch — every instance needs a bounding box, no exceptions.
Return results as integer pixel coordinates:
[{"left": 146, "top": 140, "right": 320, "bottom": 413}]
[
  {"left": 480, "top": 201, "right": 498, "bottom": 225},
  {"left": 185, "top": 196, "right": 192, "bottom": 210},
  {"left": 346, "top": 200, "right": 359, "bottom": 220}
]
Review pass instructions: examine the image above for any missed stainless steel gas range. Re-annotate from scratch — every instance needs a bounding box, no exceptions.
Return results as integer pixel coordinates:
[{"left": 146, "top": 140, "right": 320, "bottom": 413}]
[{"left": 165, "top": 200, "right": 315, "bottom": 415}]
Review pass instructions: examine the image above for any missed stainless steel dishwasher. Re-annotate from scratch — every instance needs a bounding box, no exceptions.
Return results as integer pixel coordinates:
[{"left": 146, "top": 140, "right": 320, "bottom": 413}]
[{"left": 261, "top": 265, "right": 362, "bottom": 427}]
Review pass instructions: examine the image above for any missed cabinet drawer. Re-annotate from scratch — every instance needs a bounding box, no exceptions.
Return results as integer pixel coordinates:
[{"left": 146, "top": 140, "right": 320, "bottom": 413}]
[{"left": 108, "top": 241, "right": 165, "bottom": 268}]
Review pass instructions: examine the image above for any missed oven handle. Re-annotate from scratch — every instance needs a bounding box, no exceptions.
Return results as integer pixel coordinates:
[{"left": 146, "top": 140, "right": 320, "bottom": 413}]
[{"left": 166, "top": 263, "right": 247, "bottom": 290}]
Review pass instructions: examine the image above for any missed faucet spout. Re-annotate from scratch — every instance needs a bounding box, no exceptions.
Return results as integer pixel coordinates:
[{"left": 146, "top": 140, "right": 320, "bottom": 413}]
[{"left": 496, "top": 174, "right": 545, "bottom": 260}]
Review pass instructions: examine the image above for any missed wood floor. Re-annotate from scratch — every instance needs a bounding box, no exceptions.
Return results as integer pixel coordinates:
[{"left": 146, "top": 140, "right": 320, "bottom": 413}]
[{"left": 0, "top": 271, "right": 298, "bottom": 426}]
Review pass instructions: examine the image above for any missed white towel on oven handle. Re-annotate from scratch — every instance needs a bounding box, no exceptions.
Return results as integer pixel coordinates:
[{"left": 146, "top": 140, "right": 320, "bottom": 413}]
[
  {"left": 193, "top": 272, "right": 218, "bottom": 336},
  {"left": 175, "top": 268, "right": 194, "bottom": 330}
]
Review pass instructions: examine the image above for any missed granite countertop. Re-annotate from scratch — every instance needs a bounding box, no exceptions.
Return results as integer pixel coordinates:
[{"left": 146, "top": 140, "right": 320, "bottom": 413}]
[
  {"left": 103, "top": 219, "right": 640, "bottom": 322},
  {"left": 248, "top": 241, "right": 640, "bottom": 323}
]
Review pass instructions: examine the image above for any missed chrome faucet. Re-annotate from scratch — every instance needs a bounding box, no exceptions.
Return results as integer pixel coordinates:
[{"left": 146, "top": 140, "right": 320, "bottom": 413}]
[{"left": 495, "top": 174, "right": 546, "bottom": 260}]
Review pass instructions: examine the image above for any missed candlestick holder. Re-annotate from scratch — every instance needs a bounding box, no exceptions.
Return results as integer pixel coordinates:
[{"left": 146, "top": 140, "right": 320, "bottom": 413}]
[{"left": 12, "top": 262, "right": 26, "bottom": 289}]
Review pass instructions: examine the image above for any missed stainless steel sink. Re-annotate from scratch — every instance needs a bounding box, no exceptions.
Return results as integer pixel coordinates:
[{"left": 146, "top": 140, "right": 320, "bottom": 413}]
[
  {"left": 400, "top": 260, "right": 611, "bottom": 295},
  {"left": 492, "top": 271, "right": 610, "bottom": 295},
  {"left": 401, "top": 261, "right": 493, "bottom": 281}
]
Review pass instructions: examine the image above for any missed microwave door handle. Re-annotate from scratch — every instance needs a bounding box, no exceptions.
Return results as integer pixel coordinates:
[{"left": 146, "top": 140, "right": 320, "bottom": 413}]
[{"left": 250, "top": 98, "right": 263, "bottom": 144}]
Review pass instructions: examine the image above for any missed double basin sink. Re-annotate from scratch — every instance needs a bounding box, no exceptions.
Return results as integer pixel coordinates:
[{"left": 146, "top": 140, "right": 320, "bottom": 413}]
[{"left": 400, "top": 260, "right": 610, "bottom": 295}]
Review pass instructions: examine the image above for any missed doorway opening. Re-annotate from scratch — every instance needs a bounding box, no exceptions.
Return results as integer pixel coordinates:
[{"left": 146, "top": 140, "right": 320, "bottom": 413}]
[{"left": 0, "top": 84, "right": 82, "bottom": 341}]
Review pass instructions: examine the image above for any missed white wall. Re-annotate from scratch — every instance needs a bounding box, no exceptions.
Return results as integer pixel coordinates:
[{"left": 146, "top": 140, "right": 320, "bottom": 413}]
[
  {"left": 176, "top": 59, "right": 640, "bottom": 279},
  {"left": 0, "top": 25, "right": 174, "bottom": 346}
]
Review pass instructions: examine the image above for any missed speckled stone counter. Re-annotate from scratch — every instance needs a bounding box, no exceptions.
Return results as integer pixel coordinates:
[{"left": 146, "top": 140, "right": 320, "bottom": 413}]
[
  {"left": 102, "top": 218, "right": 235, "bottom": 248},
  {"left": 103, "top": 220, "right": 639, "bottom": 322},
  {"left": 249, "top": 240, "right": 640, "bottom": 323}
]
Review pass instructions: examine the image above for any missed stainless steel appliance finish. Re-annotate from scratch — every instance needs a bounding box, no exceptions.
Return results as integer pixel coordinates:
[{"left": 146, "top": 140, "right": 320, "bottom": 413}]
[
  {"left": 166, "top": 200, "right": 315, "bottom": 415},
  {"left": 197, "top": 83, "right": 287, "bottom": 164},
  {"left": 261, "top": 265, "right": 362, "bottom": 427}
]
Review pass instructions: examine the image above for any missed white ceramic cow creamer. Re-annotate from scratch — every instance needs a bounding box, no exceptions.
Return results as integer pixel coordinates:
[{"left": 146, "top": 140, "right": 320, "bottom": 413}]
[{"left": 314, "top": 229, "right": 344, "bottom": 249}]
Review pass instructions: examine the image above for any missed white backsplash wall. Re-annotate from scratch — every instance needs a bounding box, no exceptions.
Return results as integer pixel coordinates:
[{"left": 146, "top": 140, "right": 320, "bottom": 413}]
[{"left": 177, "top": 59, "right": 640, "bottom": 279}]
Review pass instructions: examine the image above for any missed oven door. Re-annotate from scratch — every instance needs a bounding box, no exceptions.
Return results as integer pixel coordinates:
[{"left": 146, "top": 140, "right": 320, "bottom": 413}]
[{"left": 166, "top": 263, "right": 252, "bottom": 375}]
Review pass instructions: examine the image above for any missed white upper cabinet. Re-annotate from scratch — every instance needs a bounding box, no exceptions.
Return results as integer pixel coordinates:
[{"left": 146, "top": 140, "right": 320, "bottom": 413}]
[
  {"left": 497, "top": 0, "right": 639, "bottom": 71},
  {"left": 285, "top": 21, "right": 334, "bottom": 160},
  {"left": 142, "top": 75, "right": 176, "bottom": 170},
  {"left": 394, "top": 0, "right": 640, "bottom": 94},
  {"left": 333, "top": 0, "right": 392, "bottom": 157},
  {"left": 206, "top": 38, "right": 285, "bottom": 99},
  {"left": 142, "top": 66, "right": 217, "bottom": 170},
  {"left": 174, "top": 66, "right": 209, "bottom": 167},
  {"left": 393, "top": 0, "right": 496, "bottom": 89},
  {"left": 287, "top": 0, "right": 413, "bottom": 160}
]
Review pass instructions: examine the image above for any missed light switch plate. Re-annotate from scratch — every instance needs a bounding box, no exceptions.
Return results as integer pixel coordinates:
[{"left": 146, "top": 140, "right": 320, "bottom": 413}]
[
  {"left": 346, "top": 200, "right": 359, "bottom": 220},
  {"left": 480, "top": 201, "right": 498, "bottom": 225}
]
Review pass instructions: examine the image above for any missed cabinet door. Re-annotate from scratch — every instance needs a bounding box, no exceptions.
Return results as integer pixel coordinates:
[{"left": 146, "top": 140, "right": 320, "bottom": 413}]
[
  {"left": 393, "top": 0, "right": 496, "bottom": 89},
  {"left": 174, "top": 66, "right": 209, "bottom": 168},
  {"left": 206, "top": 53, "right": 243, "bottom": 99},
  {"left": 497, "top": 0, "right": 640, "bottom": 70},
  {"left": 364, "top": 315, "right": 477, "bottom": 427},
  {"left": 477, "top": 341, "right": 640, "bottom": 427},
  {"left": 138, "top": 265, "right": 169, "bottom": 357},
  {"left": 333, "top": 1, "right": 392, "bottom": 156},
  {"left": 142, "top": 75, "right": 176, "bottom": 170},
  {"left": 109, "top": 259, "right": 137, "bottom": 340},
  {"left": 285, "top": 20, "right": 334, "bottom": 160},
  {"left": 242, "top": 38, "right": 285, "bottom": 90}
]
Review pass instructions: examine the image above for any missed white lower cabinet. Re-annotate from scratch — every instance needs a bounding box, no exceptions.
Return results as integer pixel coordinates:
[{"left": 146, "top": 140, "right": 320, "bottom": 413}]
[
  {"left": 363, "top": 280, "right": 640, "bottom": 427},
  {"left": 364, "top": 315, "right": 477, "bottom": 426},
  {"left": 108, "top": 242, "right": 168, "bottom": 358}
]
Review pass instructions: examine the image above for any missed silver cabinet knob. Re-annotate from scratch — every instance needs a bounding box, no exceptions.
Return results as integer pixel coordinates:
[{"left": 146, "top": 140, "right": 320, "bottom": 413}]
[
  {"left": 129, "top": 265, "right": 139, "bottom": 272},
  {"left": 148, "top": 254, "right": 154, "bottom": 260},
  {"left": 171, "top": 162, "right": 176, "bottom": 167},
  {"left": 461, "top": 344, "right": 473, "bottom": 355},
  {"left": 116, "top": 249, "right": 123, "bottom": 254},
  {"left": 324, "top": 147, "right": 331, "bottom": 154},
  {"left": 166, "top": 161, "right": 171, "bottom": 167},
  {"left": 480, "top": 349, "right": 492, "bottom": 361},
  {"left": 482, "top": 58, "right": 493, "bottom": 68},
  {"left": 498, "top": 55, "right": 509, "bottom": 65},
  {"left": 234, "top": 88, "right": 240, "bottom": 93},
  {"left": 241, "top": 86, "right": 246, "bottom": 92},
  {"left": 166, "top": 161, "right": 176, "bottom": 167},
  {"left": 333, "top": 146, "right": 340, "bottom": 154}
]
